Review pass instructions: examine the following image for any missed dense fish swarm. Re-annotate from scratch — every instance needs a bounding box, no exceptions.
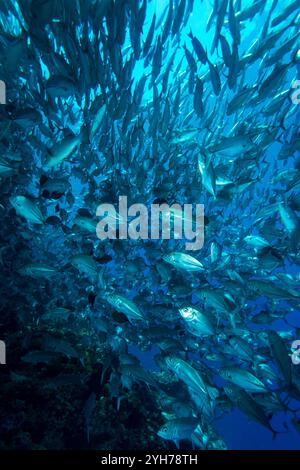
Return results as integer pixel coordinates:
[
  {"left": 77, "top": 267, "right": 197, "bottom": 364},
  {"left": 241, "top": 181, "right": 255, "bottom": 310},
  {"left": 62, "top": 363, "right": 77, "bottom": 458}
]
[{"left": 0, "top": 0, "right": 300, "bottom": 450}]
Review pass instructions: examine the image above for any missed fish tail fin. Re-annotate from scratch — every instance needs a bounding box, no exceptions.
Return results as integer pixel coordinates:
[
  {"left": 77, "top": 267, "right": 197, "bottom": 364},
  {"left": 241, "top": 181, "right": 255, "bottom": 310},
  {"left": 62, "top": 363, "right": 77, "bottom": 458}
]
[{"left": 174, "top": 440, "right": 180, "bottom": 450}]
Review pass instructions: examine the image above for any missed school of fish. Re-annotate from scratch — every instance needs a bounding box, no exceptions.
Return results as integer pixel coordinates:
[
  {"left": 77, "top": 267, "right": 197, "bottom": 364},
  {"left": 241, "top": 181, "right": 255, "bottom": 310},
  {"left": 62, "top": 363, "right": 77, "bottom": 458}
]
[{"left": 0, "top": 0, "right": 300, "bottom": 450}]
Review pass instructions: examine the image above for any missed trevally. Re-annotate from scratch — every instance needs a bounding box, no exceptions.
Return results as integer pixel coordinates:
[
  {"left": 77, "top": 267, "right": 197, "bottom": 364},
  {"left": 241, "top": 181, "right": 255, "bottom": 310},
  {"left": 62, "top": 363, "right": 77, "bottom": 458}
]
[
  {"left": 163, "top": 252, "right": 204, "bottom": 271},
  {"left": 10, "top": 196, "right": 44, "bottom": 225}
]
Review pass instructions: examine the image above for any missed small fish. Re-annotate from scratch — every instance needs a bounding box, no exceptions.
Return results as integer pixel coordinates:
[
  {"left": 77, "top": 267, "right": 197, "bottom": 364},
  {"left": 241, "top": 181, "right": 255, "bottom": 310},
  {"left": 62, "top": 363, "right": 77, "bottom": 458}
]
[
  {"left": 220, "top": 368, "right": 268, "bottom": 393},
  {"left": 244, "top": 235, "right": 270, "bottom": 249},
  {"left": 71, "top": 254, "right": 99, "bottom": 279},
  {"left": 179, "top": 306, "right": 215, "bottom": 336},
  {"left": 21, "top": 351, "right": 61, "bottom": 364},
  {"left": 158, "top": 417, "right": 198, "bottom": 443},
  {"left": 188, "top": 30, "right": 206, "bottom": 64},
  {"left": 163, "top": 252, "right": 204, "bottom": 272},
  {"left": 208, "top": 135, "right": 255, "bottom": 157},
  {"left": 73, "top": 215, "right": 97, "bottom": 233},
  {"left": 18, "top": 263, "right": 57, "bottom": 278},
  {"left": 10, "top": 195, "right": 44, "bottom": 224},
  {"left": 106, "top": 293, "right": 145, "bottom": 322},
  {"left": 46, "top": 127, "right": 88, "bottom": 168},
  {"left": 278, "top": 203, "right": 300, "bottom": 251}
]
